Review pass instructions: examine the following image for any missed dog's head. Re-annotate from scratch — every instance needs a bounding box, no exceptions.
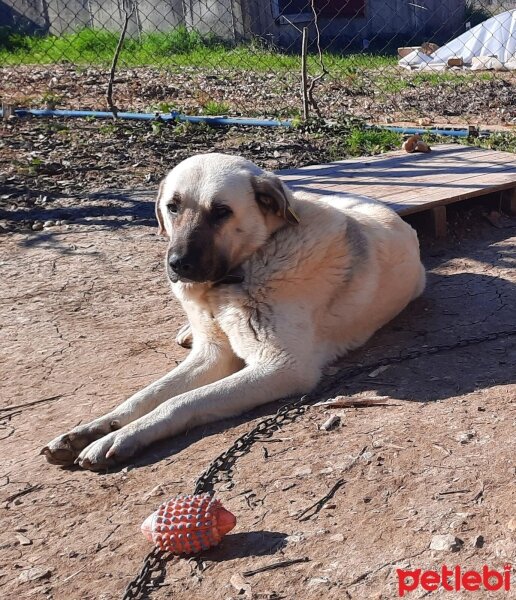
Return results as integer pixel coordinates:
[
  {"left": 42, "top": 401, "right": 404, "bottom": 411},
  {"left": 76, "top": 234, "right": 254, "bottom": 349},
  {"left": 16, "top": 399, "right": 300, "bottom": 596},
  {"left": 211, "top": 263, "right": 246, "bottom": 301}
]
[{"left": 155, "top": 153, "right": 299, "bottom": 284}]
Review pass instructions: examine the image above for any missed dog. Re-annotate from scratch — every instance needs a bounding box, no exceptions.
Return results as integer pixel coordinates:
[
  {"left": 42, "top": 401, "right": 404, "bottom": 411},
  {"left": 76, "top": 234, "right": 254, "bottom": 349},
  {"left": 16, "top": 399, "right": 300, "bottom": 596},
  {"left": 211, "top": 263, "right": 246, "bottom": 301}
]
[{"left": 42, "top": 153, "right": 425, "bottom": 470}]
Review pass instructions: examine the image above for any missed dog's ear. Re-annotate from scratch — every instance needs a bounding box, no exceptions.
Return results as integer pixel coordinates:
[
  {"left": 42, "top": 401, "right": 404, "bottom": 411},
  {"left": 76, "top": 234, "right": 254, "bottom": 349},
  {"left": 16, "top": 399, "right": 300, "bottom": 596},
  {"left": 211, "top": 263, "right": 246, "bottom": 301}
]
[
  {"left": 251, "top": 172, "right": 300, "bottom": 225},
  {"left": 155, "top": 180, "right": 167, "bottom": 237}
]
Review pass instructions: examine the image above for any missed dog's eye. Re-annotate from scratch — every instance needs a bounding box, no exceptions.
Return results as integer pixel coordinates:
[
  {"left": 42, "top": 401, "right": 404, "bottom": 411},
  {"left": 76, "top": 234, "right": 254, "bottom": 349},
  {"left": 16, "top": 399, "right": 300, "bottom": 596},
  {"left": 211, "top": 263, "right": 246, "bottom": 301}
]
[
  {"left": 167, "top": 203, "right": 178, "bottom": 215},
  {"left": 212, "top": 205, "right": 232, "bottom": 220}
]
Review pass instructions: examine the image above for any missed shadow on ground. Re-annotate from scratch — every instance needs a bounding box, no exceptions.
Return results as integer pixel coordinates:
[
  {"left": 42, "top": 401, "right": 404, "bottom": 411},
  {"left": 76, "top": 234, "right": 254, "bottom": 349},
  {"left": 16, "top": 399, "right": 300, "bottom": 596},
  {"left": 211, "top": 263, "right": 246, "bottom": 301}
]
[{"left": 103, "top": 264, "right": 515, "bottom": 473}]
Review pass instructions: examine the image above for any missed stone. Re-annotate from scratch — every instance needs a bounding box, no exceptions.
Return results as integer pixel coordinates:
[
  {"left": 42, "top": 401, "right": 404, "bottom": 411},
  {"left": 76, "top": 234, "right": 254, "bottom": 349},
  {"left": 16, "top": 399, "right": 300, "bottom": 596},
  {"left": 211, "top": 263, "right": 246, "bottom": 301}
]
[
  {"left": 430, "top": 534, "right": 463, "bottom": 552},
  {"left": 18, "top": 567, "right": 51, "bottom": 584},
  {"left": 230, "top": 573, "right": 251, "bottom": 595},
  {"left": 15, "top": 532, "right": 32, "bottom": 546},
  {"left": 308, "top": 577, "right": 331, "bottom": 587},
  {"left": 293, "top": 466, "right": 312, "bottom": 477}
]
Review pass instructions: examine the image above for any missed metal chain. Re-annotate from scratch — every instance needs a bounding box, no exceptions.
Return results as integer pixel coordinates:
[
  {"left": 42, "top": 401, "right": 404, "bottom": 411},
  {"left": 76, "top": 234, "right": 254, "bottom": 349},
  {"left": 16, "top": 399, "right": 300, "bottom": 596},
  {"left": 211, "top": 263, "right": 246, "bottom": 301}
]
[
  {"left": 122, "top": 327, "right": 515, "bottom": 599},
  {"left": 122, "top": 546, "right": 169, "bottom": 599}
]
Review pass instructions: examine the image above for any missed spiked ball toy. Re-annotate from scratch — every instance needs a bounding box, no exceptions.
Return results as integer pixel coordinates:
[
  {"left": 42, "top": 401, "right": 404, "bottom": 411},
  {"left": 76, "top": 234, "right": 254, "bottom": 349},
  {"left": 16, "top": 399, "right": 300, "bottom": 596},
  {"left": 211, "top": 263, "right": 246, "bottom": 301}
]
[{"left": 141, "top": 493, "right": 236, "bottom": 554}]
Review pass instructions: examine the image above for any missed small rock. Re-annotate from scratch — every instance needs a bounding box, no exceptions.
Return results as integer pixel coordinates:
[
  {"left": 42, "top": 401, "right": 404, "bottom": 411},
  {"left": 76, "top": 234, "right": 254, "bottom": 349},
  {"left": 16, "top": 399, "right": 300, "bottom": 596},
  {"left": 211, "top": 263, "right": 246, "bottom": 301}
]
[
  {"left": 320, "top": 415, "right": 340, "bottom": 431},
  {"left": 43, "top": 220, "right": 55, "bottom": 228},
  {"left": 472, "top": 535, "right": 484, "bottom": 548},
  {"left": 307, "top": 576, "right": 331, "bottom": 587},
  {"left": 285, "top": 533, "right": 304, "bottom": 543},
  {"left": 319, "top": 467, "right": 333, "bottom": 475},
  {"left": 368, "top": 365, "right": 390, "bottom": 378},
  {"left": 329, "top": 533, "right": 345, "bottom": 542},
  {"left": 430, "top": 534, "right": 463, "bottom": 552},
  {"left": 32, "top": 222, "right": 43, "bottom": 231},
  {"left": 230, "top": 573, "right": 251, "bottom": 595},
  {"left": 493, "top": 538, "right": 516, "bottom": 561},
  {"left": 294, "top": 466, "right": 312, "bottom": 477},
  {"left": 324, "top": 503, "right": 336, "bottom": 510},
  {"left": 507, "top": 518, "right": 516, "bottom": 531},
  {"left": 457, "top": 431, "right": 475, "bottom": 444},
  {"left": 15, "top": 532, "right": 32, "bottom": 546},
  {"left": 143, "top": 484, "right": 164, "bottom": 500},
  {"left": 27, "top": 584, "right": 51, "bottom": 597},
  {"left": 18, "top": 567, "right": 51, "bottom": 584}
]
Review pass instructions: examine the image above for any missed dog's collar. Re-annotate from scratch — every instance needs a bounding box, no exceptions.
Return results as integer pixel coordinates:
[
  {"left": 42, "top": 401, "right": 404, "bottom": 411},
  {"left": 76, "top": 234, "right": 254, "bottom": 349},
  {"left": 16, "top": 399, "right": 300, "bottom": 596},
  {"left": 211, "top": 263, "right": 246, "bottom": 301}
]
[{"left": 214, "top": 267, "right": 245, "bottom": 286}]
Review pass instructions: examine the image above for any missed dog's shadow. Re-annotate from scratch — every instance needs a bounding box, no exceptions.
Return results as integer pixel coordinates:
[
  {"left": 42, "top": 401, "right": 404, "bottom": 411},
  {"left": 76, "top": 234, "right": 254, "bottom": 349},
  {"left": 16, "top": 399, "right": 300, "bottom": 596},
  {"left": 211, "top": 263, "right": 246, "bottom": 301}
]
[{"left": 120, "top": 270, "right": 515, "bottom": 474}]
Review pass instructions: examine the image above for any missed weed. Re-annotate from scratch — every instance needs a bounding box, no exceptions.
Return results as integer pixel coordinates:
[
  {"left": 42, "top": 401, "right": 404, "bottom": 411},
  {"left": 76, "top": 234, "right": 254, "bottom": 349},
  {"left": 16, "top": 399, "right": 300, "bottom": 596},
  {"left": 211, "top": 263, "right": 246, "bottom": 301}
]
[
  {"left": 28, "top": 157, "right": 43, "bottom": 175},
  {"left": 148, "top": 101, "right": 177, "bottom": 114},
  {"left": 98, "top": 123, "right": 118, "bottom": 134},
  {"left": 40, "top": 91, "right": 63, "bottom": 107},
  {"left": 151, "top": 120, "right": 165, "bottom": 135},
  {"left": 201, "top": 100, "right": 231, "bottom": 115}
]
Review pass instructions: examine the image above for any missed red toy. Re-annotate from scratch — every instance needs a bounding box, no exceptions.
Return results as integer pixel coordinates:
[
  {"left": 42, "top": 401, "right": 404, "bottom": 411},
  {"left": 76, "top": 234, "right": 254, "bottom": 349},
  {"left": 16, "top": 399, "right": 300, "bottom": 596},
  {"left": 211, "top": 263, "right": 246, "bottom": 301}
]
[{"left": 141, "top": 493, "right": 236, "bottom": 554}]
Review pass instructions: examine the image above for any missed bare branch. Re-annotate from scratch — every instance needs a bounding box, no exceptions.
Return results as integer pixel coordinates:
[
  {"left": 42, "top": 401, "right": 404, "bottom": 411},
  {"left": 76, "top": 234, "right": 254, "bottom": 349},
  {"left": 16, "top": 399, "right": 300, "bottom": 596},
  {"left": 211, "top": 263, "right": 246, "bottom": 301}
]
[
  {"left": 307, "top": 0, "right": 328, "bottom": 118},
  {"left": 106, "top": 1, "right": 136, "bottom": 118}
]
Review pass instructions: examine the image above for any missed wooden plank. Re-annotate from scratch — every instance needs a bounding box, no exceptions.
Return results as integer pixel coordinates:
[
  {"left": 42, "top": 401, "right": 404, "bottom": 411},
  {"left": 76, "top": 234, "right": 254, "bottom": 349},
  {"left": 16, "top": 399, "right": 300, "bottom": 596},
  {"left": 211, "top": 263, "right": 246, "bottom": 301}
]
[
  {"left": 502, "top": 187, "right": 516, "bottom": 215},
  {"left": 280, "top": 144, "right": 494, "bottom": 176},
  {"left": 282, "top": 148, "right": 516, "bottom": 193},
  {"left": 430, "top": 206, "right": 447, "bottom": 238},
  {"left": 343, "top": 174, "right": 516, "bottom": 215},
  {"left": 280, "top": 146, "right": 512, "bottom": 183},
  {"left": 281, "top": 154, "right": 516, "bottom": 200},
  {"left": 278, "top": 144, "right": 516, "bottom": 218}
]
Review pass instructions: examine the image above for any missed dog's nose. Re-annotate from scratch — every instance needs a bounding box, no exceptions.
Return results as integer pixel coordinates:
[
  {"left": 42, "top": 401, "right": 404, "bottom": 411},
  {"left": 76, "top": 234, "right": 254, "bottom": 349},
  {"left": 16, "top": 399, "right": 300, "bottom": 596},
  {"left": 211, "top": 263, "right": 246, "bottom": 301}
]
[{"left": 168, "top": 254, "right": 192, "bottom": 277}]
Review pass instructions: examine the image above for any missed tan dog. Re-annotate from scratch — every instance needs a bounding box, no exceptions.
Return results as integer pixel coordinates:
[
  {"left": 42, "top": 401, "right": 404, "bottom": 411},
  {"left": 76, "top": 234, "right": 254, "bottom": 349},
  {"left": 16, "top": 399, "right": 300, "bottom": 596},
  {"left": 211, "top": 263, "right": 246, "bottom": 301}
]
[{"left": 42, "top": 153, "right": 425, "bottom": 470}]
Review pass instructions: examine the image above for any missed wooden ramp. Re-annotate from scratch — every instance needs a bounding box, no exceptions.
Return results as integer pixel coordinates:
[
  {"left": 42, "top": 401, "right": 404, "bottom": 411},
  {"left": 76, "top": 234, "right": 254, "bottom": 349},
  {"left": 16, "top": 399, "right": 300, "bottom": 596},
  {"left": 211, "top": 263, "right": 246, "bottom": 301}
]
[{"left": 279, "top": 144, "right": 516, "bottom": 236}]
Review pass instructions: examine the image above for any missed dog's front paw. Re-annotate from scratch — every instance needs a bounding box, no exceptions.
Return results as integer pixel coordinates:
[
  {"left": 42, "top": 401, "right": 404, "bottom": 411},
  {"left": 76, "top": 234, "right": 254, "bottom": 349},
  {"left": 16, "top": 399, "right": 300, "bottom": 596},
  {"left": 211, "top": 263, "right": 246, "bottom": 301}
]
[
  {"left": 76, "top": 430, "right": 137, "bottom": 471},
  {"left": 41, "top": 418, "right": 122, "bottom": 466}
]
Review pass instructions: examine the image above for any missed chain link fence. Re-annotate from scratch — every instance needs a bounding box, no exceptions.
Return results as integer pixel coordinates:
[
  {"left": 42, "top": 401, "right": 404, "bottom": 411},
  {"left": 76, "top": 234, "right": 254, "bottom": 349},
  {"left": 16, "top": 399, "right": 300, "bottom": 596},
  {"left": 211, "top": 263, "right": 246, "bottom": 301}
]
[{"left": 1, "top": 0, "right": 515, "bottom": 125}]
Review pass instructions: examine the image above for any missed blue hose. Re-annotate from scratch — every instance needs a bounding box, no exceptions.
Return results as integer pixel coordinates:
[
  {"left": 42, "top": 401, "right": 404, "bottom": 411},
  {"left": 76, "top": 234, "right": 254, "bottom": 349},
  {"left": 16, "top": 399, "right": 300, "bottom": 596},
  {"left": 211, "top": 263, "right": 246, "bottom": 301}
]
[
  {"left": 2, "top": 107, "right": 484, "bottom": 137},
  {"left": 377, "top": 125, "right": 471, "bottom": 138},
  {"left": 4, "top": 108, "right": 292, "bottom": 127}
]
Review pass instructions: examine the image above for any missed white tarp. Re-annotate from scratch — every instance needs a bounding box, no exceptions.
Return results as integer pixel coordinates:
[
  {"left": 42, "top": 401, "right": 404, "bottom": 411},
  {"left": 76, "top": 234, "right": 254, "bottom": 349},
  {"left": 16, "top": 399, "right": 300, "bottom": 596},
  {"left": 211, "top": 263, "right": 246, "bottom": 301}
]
[{"left": 399, "top": 9, "right": 516, "bottom": 71}]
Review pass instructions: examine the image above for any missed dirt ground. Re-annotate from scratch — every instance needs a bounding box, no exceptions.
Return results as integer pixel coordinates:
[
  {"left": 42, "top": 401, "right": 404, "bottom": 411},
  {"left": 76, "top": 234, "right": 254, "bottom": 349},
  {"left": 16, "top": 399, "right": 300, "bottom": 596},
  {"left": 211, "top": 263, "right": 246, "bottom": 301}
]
[
  {"left": 1, "top": 64, "right": 516, "bottom": 126},
  {"left": 1, "top": 168, "right": 515, "bottom": 600}
]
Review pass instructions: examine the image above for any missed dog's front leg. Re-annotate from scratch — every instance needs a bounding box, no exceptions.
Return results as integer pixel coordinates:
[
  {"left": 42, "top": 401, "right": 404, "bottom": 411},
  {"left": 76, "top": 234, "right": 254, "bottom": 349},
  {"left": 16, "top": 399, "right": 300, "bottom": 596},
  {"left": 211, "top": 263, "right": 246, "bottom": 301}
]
[
  {"left": 76, "top": 359, "right": 320, "bottom": 470},
  {"left": 42, "top": 342, "right": 242, "bottom": 466}
]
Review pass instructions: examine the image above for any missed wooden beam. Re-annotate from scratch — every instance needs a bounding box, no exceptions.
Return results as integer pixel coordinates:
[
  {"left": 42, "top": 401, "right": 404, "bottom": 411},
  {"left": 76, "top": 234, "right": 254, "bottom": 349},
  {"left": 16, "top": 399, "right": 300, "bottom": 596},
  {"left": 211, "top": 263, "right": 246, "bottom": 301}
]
[
  {"left": 501, "top": 187, "right": 516, "bottom": 215},
  {"left": 430, "top": 206, "right": 447, "bottom": 238}
]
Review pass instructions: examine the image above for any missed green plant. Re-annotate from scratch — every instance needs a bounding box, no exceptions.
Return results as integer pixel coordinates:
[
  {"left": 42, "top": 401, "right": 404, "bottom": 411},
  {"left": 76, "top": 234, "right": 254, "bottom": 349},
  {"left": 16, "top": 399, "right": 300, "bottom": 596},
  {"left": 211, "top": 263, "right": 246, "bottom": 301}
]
[
  {"left": 40, "top": 91, "right": 63, "bottom": 107},
  {"left": 28, "top": 157, "right": 43, "bottom": 175},
  {"left": 201, "top": 100, "right": 230, "bottom": 115},
  {"left": 150, "top": 120, "right": 164, "bottom": 135},
  {"left": 148, "top": 101, "right": 177, "bottom": 114}
]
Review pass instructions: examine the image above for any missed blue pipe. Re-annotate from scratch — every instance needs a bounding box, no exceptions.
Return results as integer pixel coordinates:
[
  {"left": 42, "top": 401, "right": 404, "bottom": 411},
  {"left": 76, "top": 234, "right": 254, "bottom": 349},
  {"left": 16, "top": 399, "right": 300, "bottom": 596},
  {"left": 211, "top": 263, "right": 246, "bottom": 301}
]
[
  {"left": 376, "top": 125, "right": 471, "bottom": 138},
  {"left": 4, "top": 108, "right": 292, "bottom": 127},
  {"left": 3, "top": 107, "right": 485, "bottom": 137}
]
